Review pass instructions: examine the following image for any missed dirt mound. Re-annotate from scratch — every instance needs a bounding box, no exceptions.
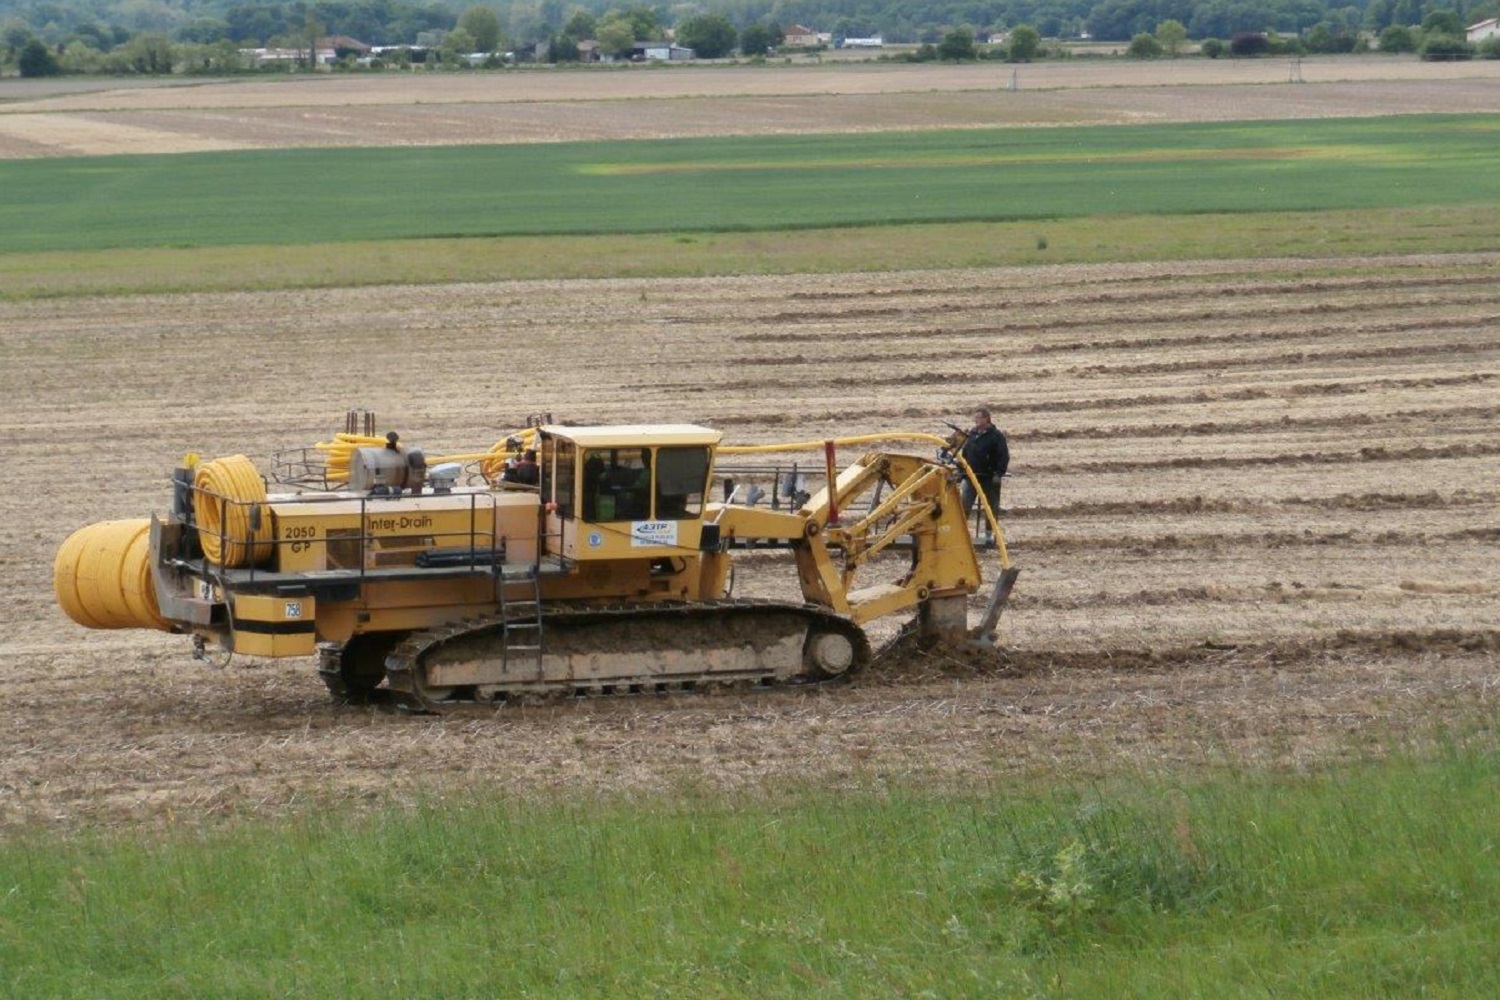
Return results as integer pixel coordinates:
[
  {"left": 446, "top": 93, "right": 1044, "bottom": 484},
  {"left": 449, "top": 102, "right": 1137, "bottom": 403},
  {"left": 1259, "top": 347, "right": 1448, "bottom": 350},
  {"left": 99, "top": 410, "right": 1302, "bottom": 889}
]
[{"left": 865, "top": 626, "right": 1023, "bottom": 682}]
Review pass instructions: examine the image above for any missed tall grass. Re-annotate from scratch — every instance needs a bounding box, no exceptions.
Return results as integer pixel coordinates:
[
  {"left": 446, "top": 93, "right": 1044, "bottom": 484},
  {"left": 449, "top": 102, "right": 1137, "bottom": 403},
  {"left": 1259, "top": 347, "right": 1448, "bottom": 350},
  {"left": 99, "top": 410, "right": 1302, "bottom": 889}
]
[
  {"left": 2, "top": 745, "right": 1497, "bottom": 998},
  {"left": 1, "top": 115, "right": 1497, "bottom": 254}
]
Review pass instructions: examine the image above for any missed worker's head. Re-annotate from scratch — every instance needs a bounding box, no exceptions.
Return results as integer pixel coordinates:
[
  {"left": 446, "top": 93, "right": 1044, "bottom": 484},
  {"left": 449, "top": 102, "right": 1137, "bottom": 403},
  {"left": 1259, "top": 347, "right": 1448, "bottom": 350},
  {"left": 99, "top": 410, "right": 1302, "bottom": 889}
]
[{"left": 972, "top": 408, "right": 992, "bottom": 430}]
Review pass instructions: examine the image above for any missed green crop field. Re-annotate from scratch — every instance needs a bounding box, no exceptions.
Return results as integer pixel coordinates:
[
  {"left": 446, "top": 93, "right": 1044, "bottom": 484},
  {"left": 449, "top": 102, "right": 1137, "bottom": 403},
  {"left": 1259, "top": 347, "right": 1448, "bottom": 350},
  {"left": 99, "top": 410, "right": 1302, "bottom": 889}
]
[
  {"left": 1, "top": 114, "right": 1497, "bottom": 255},
  {"left": 4, "top": 205, "right": 1496, "bottom": 300}
]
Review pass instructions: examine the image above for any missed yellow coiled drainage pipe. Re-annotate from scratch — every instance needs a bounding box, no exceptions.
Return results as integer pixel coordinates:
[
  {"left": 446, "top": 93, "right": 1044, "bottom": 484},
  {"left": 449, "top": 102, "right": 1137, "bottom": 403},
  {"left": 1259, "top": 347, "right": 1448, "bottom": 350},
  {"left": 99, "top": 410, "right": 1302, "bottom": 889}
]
[
  {"left": 313, "top": 432, "right": 386, "bottom": 485},
  {"left": 193, "top": 454, "right": 274, "bottom": 567},
  {"left": 53, "top": 519, "right": 171, "bottom": 631}
]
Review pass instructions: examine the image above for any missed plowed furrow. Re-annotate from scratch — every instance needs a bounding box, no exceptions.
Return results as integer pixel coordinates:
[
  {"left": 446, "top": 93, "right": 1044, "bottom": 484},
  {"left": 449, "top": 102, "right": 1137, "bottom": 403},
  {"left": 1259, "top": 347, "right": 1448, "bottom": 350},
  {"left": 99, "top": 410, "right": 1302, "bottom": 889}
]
[
  {"left": 734, "top": 292, "right": 1499, "bottom": 340},
  {"left": 1020, "top": 525, "right": 1499, "bottom": 554},
  {"left": 1021, "top": 404, "right": 1499, "bottom": 442},
  {"left": 710, "top": 373, "right": 1496, "bottom": 425},
  {"left": 1017, "top": 580, "right": 1497, "bottom": 611},
  {"left": 1028, "top": 441, "right": 1500, "bottom": 476},
  {"left": 782, "top": 269, "right": 1499, "bottom": 308},
  {"left": 720, "top": 314, "right": 1500, "bottom": 367},
  {"left": 1009, "top": 489, "right": 1499, "bottom": 519}
]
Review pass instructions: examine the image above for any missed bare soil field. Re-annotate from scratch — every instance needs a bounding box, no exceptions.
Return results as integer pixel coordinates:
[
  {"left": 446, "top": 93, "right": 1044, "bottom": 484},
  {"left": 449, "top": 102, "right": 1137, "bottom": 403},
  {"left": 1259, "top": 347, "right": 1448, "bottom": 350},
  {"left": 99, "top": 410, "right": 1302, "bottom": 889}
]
[
  {"left": 0, "top": 252, "right": 1496, "bottom": 828},
  {"left": 1, "top": 59, "right": 1498, "bottom": 157}
]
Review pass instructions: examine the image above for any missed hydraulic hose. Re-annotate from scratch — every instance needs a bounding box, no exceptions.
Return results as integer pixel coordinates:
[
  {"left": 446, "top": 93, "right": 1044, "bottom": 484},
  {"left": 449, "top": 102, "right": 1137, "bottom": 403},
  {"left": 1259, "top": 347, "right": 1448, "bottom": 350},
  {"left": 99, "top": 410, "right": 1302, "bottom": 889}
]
[{"left": 194, "top": 454, "right": 273, "bottom": 567}]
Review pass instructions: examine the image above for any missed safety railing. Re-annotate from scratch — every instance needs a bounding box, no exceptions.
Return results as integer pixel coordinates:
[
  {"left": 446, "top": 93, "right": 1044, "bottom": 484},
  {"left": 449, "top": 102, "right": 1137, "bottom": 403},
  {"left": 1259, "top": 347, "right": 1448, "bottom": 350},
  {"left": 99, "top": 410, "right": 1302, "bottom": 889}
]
[
  {"left": 269, "top": 445, "right": 340, "bottom": 491},
  {"left": 187, "top": 484, "right": 508, "bottom": 586},
  {"left": 714, "top": 462, "right": 886, "bottom": 517}
]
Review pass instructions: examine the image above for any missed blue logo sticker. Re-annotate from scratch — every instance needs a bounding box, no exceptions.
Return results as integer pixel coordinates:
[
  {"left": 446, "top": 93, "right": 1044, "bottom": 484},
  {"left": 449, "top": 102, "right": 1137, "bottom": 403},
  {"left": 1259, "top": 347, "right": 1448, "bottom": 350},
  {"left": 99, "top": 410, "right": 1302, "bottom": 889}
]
[{"left": 588, "top": 532, "right": 603, "bottom": 548}]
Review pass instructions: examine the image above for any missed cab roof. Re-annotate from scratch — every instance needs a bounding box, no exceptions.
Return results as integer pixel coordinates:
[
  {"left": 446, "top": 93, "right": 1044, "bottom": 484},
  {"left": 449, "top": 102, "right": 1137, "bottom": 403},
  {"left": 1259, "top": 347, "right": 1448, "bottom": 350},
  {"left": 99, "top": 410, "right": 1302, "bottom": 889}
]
[{"left": 541, "top": 424, "right": 722, "bottom": 448}]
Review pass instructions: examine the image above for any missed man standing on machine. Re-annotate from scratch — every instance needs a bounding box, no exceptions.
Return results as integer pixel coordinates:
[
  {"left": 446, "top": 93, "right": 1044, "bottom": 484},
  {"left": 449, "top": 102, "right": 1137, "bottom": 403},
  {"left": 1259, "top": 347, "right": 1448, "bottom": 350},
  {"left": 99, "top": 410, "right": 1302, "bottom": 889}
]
[
  {"left": 958, "top": 407, "right": 1008, "bottom": 546},
  {"left": 501, "top": 448, "right": 540, "bottom": 487}
]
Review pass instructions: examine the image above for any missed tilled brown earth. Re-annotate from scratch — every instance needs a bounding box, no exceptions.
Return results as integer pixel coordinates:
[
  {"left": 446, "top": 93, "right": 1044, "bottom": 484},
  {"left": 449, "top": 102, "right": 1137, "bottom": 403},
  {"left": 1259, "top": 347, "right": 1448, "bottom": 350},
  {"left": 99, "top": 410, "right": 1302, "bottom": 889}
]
[
  {"left": 1, "top": 61, "right": 1499, "bottom": 157},
  {"left": 0, "top": 251, "right": 1496, "bottom": 828}
]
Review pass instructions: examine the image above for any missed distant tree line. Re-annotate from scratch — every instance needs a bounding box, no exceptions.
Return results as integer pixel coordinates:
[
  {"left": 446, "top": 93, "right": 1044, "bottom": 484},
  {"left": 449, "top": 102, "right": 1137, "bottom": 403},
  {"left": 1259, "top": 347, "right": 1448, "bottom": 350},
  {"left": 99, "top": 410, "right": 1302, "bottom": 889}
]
[
  {"left": 1104, "top": 4, "right": 1490, "bottom": 55},
  {"left": 2, "top": 0, "right": 1496, "bottom": 76}
]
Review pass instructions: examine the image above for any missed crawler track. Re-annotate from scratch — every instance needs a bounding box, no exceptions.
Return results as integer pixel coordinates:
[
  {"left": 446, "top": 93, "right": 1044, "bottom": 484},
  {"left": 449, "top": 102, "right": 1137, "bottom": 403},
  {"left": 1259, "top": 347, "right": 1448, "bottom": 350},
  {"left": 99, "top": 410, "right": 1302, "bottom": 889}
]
[{"left": 384, "top": 600, "right": 873, "bottom": 711}]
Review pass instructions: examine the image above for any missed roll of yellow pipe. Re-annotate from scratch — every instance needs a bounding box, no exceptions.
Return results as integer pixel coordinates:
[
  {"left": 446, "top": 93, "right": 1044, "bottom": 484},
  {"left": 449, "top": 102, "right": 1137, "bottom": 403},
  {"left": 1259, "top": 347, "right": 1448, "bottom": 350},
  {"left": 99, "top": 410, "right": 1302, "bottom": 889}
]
[
  {"left": 53, "top": 524, "right": 109, "bottom": 629},
  {"left": 53, "top": 520, "right": 170, "bottom": 631},
  {"left": 194, "top": 454, "right": 273, "bottom": 567},
  {"left": 120, "top": 526, "right": 166, "bottom": 629}
]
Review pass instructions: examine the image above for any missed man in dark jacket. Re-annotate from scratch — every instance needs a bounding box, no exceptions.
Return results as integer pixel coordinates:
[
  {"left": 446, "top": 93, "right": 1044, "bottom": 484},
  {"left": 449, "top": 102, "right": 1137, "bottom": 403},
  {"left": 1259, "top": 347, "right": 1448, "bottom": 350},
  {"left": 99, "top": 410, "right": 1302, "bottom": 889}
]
[
  {"left": 502, "top": 449, "right": 540, "bottom": 487},
  {"left": 958, "top": 408, "right": 1008, "bottom": 543}
]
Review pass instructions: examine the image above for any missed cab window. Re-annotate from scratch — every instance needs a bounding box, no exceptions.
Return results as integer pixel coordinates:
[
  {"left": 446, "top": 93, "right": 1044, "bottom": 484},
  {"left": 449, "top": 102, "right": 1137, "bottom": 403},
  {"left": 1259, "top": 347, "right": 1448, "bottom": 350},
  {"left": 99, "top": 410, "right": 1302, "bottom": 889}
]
[
  {"left": 655, "top": 446, "right": 710, "bottom": 519},
  {"left": 582, "top": 448, "right": 651, "bottom": 521}
]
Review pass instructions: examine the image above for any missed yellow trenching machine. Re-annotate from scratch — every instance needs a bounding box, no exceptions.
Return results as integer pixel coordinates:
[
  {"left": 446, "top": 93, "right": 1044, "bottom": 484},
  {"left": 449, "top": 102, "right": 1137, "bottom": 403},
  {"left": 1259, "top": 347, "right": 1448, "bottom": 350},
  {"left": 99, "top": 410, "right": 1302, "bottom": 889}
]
[{"left": 53, "top": 417, "right": 1019, "bottom": 709}]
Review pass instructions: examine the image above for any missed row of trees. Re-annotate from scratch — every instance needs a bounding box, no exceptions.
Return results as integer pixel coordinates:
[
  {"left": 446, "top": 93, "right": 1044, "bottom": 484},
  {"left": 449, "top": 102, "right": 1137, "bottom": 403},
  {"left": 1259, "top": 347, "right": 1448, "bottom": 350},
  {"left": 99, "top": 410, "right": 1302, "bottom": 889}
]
[
  {"left": 2, "top": 0, "right": 1497, "bottom": 49},
  {"left": 1122, "top": 5, "right": 1494, "bottom": 54},
  {"left": 1117, "top": 5, "right": 1495, "bottom": 55},
  {"left": 9, "top": 34, "right": 258, "bottom": 75},
  {"left": 0, "top": 2, "right": 789, "bottom": 74},
  {"left": 1077, "top": 0, "right": 1494, "bottom": 39},
  {"left": 3, "top": 0, "right": 1496, "bottom": 74},
  {"left": 541, "top": 6, "right": 759, "bottom": 59},
  {"left": 894, "top": 23, "right": 1043, "bottom": 59}
]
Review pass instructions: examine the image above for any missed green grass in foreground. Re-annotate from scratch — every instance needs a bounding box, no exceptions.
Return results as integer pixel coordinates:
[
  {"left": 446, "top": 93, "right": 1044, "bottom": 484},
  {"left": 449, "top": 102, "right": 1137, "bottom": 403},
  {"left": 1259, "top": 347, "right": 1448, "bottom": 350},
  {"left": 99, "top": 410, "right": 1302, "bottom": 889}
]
[
  {"left": 1, "top": 114, "right": 1497, "bottom": 255},
  {"left": 2, "top": 204, "right": 1496, "bottom": 299},
  {"left": 3, "top": 747, "right": 1499, "bottom": 998}
]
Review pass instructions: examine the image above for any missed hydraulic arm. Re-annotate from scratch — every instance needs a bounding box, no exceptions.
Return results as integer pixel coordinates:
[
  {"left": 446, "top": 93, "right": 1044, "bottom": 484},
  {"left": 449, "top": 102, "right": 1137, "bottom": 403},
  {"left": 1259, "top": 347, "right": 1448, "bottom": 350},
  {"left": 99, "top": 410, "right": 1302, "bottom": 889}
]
[{"left": 711, "top": 450, "right": 984, "bottom": 631}]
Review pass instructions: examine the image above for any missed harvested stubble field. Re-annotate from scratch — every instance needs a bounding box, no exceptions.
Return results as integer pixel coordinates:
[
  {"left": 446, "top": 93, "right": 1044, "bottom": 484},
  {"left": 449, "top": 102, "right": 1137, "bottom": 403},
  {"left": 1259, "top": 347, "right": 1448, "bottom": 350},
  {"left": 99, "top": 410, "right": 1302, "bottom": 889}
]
[
  {"left": 1, "top": 58, "right": 1499, "bottom": 157},
  {"left": 1, "top": 251, "right": 1496, "bottom": 828}
]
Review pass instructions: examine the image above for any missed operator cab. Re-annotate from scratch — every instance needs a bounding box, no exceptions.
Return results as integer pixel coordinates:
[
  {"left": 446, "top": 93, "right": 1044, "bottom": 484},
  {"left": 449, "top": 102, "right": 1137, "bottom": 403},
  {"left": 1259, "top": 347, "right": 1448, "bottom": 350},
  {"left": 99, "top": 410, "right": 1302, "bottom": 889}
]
[{"left": 536, "top": 425, "right": 721, "bottom": 560}]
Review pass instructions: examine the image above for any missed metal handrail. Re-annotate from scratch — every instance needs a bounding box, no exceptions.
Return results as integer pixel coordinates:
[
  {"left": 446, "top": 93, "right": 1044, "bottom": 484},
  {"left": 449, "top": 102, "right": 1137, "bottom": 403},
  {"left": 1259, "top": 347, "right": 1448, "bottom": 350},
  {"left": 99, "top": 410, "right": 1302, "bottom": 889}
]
[{"left": 187, "top": 482, "right": 506, "bottom": 583}]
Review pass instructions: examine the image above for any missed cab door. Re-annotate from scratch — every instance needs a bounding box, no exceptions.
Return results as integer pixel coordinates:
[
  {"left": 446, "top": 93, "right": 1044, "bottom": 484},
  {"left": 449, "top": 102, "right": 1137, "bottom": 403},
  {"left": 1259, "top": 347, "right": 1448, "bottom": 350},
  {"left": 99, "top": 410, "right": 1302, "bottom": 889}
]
[{"left": 541, "top": 434, "right": 575, "bottom": 558}]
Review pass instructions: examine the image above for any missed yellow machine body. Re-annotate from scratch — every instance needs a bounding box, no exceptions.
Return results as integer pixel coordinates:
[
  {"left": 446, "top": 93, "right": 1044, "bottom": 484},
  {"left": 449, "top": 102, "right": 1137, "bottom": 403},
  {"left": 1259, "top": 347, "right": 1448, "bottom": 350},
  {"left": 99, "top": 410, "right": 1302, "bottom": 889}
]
[{"left": 55, "top": 421, "right": 1009, "bottom": 705}]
